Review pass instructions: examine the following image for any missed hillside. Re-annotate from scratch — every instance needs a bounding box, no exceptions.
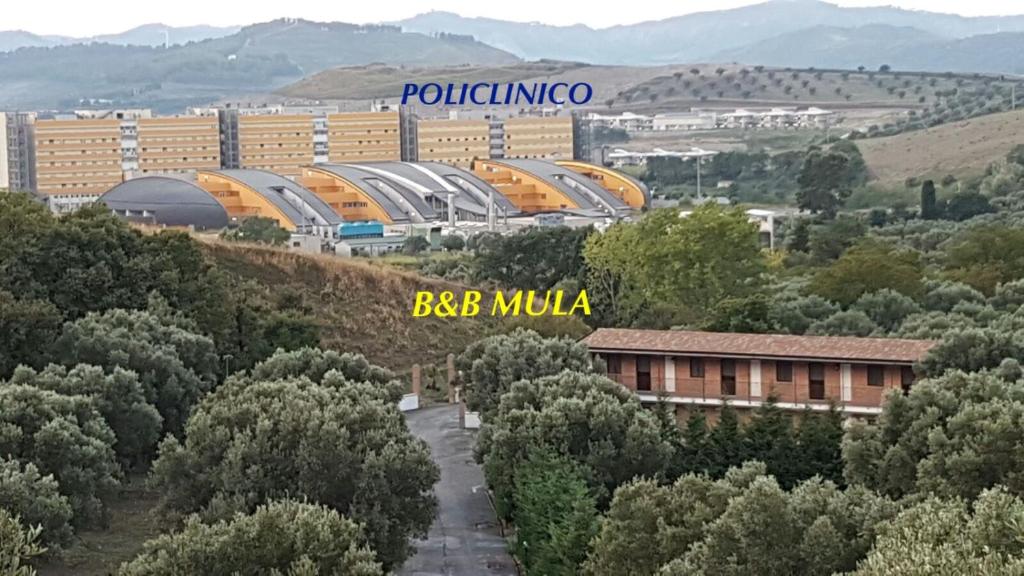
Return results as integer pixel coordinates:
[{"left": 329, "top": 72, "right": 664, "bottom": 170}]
[
  {"left": 395, "top": 0, "right": 1024, "bottom": 68},
  {"left": 283, "top": 61, "right": 993, "bottom": 118},
  {"left": 281, "top": 60, "right": 590, "bottom": 100},
  {"left": 201, "top": 240, "right": 497, "bottom": 371},
  {"left": 0, "top": 18, "right": 518, "bottom": 110},
  {"left": 857, "top": 108, "right": 1024, "bottom": 185}
]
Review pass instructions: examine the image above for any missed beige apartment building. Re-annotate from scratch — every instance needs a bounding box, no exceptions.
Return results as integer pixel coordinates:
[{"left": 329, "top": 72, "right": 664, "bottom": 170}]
[
  {"left": 327, "top": 111, "right": 401, "bottom": 163},
  {"left": 416, "top": 119, "right": 490, "bottom": 167},
  {"left": 34, "top": 118, "right": 123, "bottom": 195},
  {"left": 237, "top": 114, "right": 315, "bottom": 177},
  {"left": 503, "top": 116, "right": 573, "bottom": 159},
  {"left": 137, "top": 116, "right": 221, "bottom": 175}
]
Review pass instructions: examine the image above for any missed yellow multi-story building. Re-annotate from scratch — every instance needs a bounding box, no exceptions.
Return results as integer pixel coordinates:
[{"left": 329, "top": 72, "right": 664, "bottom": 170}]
[
  {"left": 237, "top": 114, "right": 315, "bottom": 177},
  {"left": 416, "top": 119, "right": 490, "bottom": 167},
  {"left": 327, "top": 111, "right": 401, "bottom": 163},
  {"left": 34, "top": 118, "right": 123, "bottom": 195},
  {"left": 503, "top": 116, "right": 573, "bottom": 160},
  {"left": 137, "top": 116, "right": 221, "bottom": 175}
]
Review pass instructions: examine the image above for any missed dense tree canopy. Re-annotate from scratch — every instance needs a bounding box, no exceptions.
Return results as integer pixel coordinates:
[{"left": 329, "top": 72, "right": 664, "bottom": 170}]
[
  {"left": 0, "top": 290, "right": 61, "bottom": 379},
  {"left": 54, "top": 308, "right": 217, "bottom": 437},
  {"left": 456, "top": 328, "right": 596, "bottom": 416},
  {"left": 0, "top": 384, "right": 120, "bottom": 527},
  {"left": 843, "top": 369, "right": 1024, "bottom": 501},
  {"left": 808, "top": 240, "right": 924, "bottom": 306},
  {"left": 477, "top": 371, "right": 675, "bottom": 517},
  {"left": 149, "top": 377, "right": 438, "bottom": 570},
  {"left": 0, "top": 457, "right": 74, "bottom": 549},
  {"left": 584, "top": 205, "right": 767, "bottom": 327},
  {"left": 472, "top": 226, "right": 593, "bottom": 291},
  {"left": 119, "top": 500, "right": 383, "bottom": 576},
  {"left": 851, "top": 489, "right": 1024, "bottom": 575},
  {"left": 10, "top": 364, "right": 162, "bottom": 467}
]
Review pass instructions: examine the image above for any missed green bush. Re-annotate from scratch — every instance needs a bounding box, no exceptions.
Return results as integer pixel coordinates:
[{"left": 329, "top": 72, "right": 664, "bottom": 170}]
[{"left": 119, "top": 500, "right": 383, "bottom": 576}]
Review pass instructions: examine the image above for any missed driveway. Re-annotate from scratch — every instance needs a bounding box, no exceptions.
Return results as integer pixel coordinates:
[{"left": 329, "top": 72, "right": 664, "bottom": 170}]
[{"left": 399, "top": 404, "right": 518, "bottom": 576}]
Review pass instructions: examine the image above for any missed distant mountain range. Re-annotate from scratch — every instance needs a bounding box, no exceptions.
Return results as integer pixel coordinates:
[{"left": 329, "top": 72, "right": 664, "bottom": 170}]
[
  {"left": 0, "top": 24, "right": 240, "bottom": 52},
  {"left": 394, "top": 0, "right": 1024, "bottom": 72},
  {"left": 3, "top": 0, "right": 1024, "bottom": 112},
  {"left": 0, "top": 19, "right": 518, "bottom": 110}
]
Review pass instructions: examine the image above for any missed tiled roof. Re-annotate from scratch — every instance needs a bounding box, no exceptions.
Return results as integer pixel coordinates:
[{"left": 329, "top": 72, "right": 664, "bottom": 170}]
[{"left": 581, "top": 328, "right": 936, "bottom": 364}]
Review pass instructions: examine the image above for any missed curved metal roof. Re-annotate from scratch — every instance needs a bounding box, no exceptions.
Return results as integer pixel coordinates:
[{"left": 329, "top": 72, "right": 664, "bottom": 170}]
[
  {"left": 315, "top": 163, "right": 437, "bottom": 223},
  {"left": 495, "top": 159, "right": 629, "bottom": 214},
  {"left": 215, "top": 169, "right": 343, "bottom": 227},
  {"left": 100, "top": 177, "right": 229, "bottom": 230}
]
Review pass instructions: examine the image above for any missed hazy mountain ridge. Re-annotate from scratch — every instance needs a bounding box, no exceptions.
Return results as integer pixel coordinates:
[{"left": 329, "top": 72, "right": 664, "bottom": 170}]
[
  {"left": 0, "top": 18, "right": 519, "bottom": 110},
  {"left": 0, "top": 23, "right": 240, "bottom": 51},
  {"left": 394, "top": 0, "right": 1024, "bottom": 68}
]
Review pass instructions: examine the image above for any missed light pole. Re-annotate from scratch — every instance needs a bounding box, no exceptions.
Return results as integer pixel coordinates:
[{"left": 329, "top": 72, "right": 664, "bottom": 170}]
[{"left": 696, "top": 155, "right": 702, "bottom": 200}]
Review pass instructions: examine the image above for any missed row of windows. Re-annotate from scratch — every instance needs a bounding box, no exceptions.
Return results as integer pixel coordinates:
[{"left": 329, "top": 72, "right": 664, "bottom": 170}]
[{"left": 608, "top": 355, "right": 916, "bottom": 399}]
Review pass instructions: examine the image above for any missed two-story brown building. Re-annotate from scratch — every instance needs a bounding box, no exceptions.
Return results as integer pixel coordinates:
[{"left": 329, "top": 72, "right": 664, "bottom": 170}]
[{"left": 581, "top": 328, "right": 937, "bottom": 418}]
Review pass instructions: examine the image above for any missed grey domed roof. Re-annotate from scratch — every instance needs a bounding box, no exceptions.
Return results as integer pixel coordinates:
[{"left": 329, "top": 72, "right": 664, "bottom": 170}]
[{"left": 101, "top": 176, "right": 229, "bottom": 230}]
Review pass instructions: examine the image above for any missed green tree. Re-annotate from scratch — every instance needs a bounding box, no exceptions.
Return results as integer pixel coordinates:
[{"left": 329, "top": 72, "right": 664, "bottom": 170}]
[
  {"left": 456, "top": 328, "right": 595, "bottom": 417},
  {"left": 808, "top": 216, "right": 866, "bottom": 262},
  {"left": 513, "top": 450, "right": 599, "bottom": 576},
  {"left": 787, "top": 218, "right": 811, "bottom": 253},
  {"left": 54, "top": 308, "right": 218, "bottom": 437},
  {"left": 472, "top": 226, "right": 593, "bottom": 291},
  {"left": 920, "top": 179, "right": 940, "bottom": 219},
  {"left": 809, "top": 309, "right": 879, "bottom": 337},
  {"left": 0, "top": 509, "right": 45, "bottom": 576},
  {"left": 843, "top": 369, "right": 1024, "bottom": 500},
  {"left": 249, "top": 346, "right": 395, "bottom": 388},
  {"left": 0, "top": 384, "right": 120, "bottom": 527},
  {"left": 0, "top": 290, "right": 61, "bottom": 379},
  {"left": 220, "top": 216, "right": 290, "bottom": 246},
  {"left": 703, "top": 294, "right": 776, "bottom": 333},
  {"left": 742, "top": 399, "right": 798, "bottom": 487},
  {"left": 659, "top": 476, "right": 896, "bottom": 576},
  {"left": 852, "top": 289, "right": 922, "bottom": 332},
  {"left": 0, "top": 457, "right": 74, "bottom": 549},
  {"left": 851, "top": 489, "right": 1024, "bottom": 575},
  {"left": 477, "top": 371, "right": 675, "bottom": 518},
  {"left": 149, "top": 378, "right": 438, "bottom": 570},
  {"left": 679, "top": 411, "right": 711, "bottom": 475},
  {"left": 401, "top": 235, "right": 430, "bottom": 255},
  {"left": 706, "top": 404, "right": 747, "bottom": 478},
  {"left": 945, "top": 225, "right": 1024, "bottom": 295},
  {"left": 118, "top": 500, "right": 383, "bottom": 576},
  {"left": 792, "top": 408, "right": 844, "bottom": 485},
  {"left": 584, "top": 206, "right": 767, "bottom": 327},
  {"left": 584, "top": 463, "right": 766, "bottom": 576},
  {"left": 808, "top": 240, "right": 924, "bottom": 306},
  {"left": 440, "top": 234, "right": 466, "bottom": 252},
  {"left": 9, "top": 364, "right": 162, "bottom": 467},
  {"left": 796, "top": 150, "right": 853, "bottom": 217},
  {"left": 944, "top": 191, "right": 994, "bottom": 221}
]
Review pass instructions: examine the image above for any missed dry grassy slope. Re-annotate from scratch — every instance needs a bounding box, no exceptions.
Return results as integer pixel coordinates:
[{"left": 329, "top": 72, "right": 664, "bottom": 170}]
[
  {"left": 202, "top": 241, "right": 498, "bottom": 371},
  {"left": 857, "top": 108, "right": 1024, "bottom": 185}
]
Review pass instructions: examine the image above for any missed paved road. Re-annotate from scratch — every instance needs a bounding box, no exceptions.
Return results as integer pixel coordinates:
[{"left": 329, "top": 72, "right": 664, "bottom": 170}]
[{"left": 399, "top": 405, "right": 518, "bottom": 576}]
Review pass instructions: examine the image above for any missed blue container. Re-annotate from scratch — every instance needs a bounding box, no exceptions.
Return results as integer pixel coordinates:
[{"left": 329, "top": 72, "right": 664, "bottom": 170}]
[{"left": 338, "top": 221, "right": 384, "bottom": 239}]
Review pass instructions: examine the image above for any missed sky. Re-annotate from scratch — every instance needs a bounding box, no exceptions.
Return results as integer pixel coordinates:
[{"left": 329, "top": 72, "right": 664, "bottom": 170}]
[{"left": 7, "top": 0, "right": 1024, "bottom": 36}]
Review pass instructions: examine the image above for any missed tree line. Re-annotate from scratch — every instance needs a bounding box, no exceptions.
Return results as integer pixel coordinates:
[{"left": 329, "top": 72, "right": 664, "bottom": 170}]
[{"left": 458, "top": 329, "right": 1024, "bottom": 575}]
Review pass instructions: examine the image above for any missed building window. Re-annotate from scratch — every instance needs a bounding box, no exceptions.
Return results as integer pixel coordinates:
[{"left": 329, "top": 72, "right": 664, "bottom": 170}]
[
  {"left": 776, "top": 361, "right": 793, "bottom": 382},
  {"left": 606, "top": 355, "right": 621, "bottom": 376},
  {"left": 721, "top": 359, "right": 736, "bottom": 396},
  {"left": 809, "top": 363, "right": 825, "bottom": 400},
  {"left": 867, "top": 365, "right": 885, "bottom": 387},
  {"left": 637, "top": 356, "right": 651, "bottom": 392},
  {"left": 901, "top": 366, "right": 916, "bottom": 394},
  {"left": 690, "top": 357, "right": 705, "bottom": 378}
]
